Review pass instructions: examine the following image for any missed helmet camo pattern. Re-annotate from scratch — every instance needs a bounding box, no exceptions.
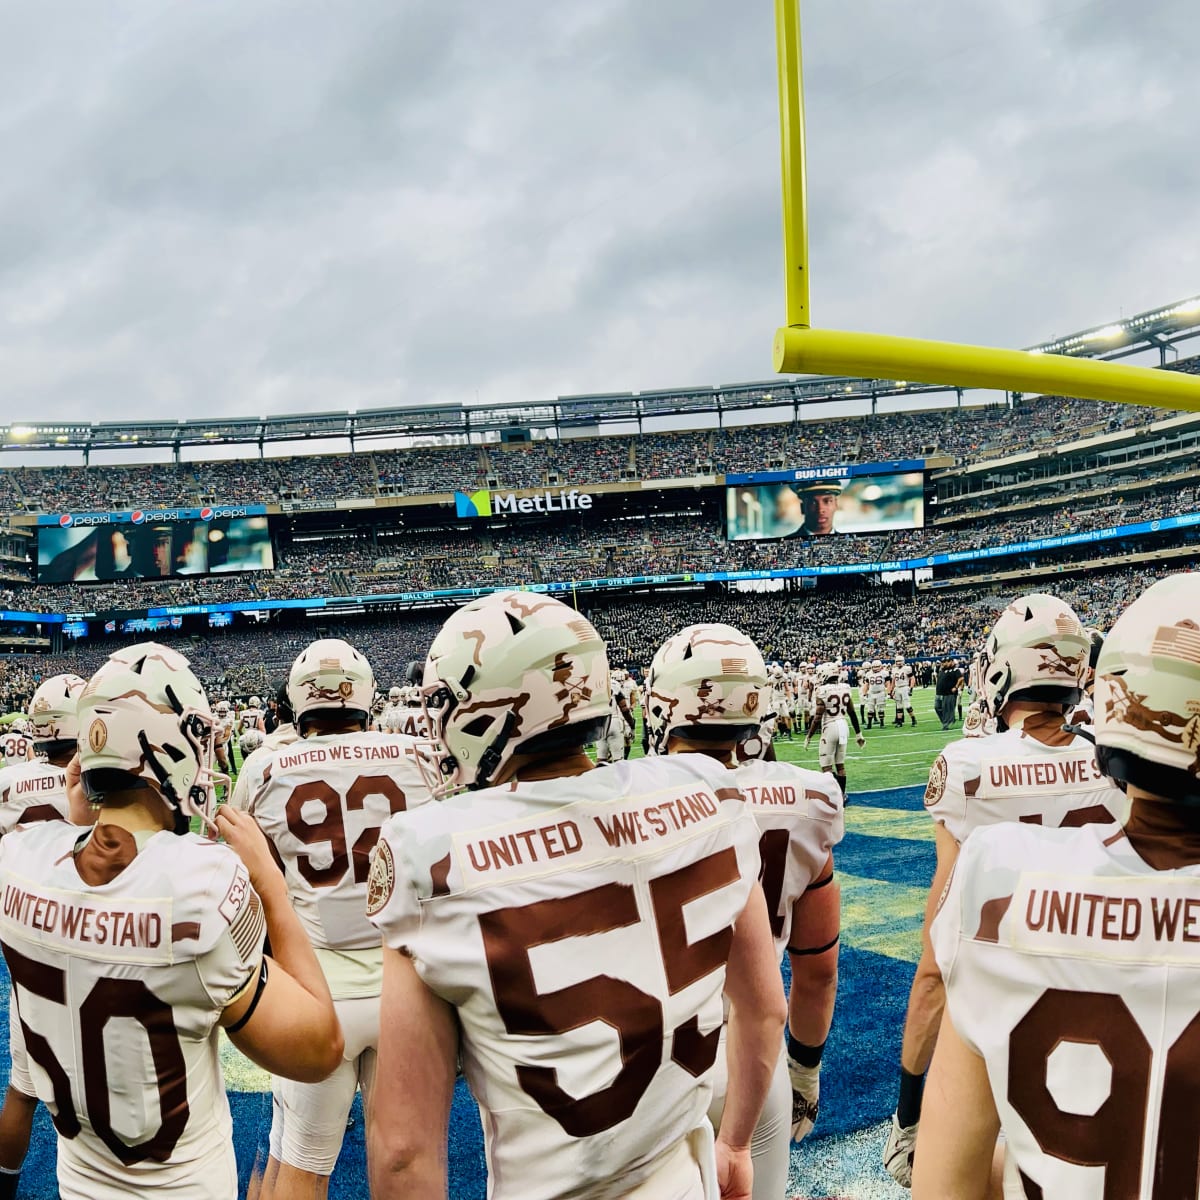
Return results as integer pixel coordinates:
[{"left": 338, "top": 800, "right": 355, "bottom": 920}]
[
  {"left": 289, "top": 639, "right": 376, "bottom": 731},
  {"left": 422, "top": 591, "right": 610, "bottom": 793},
  {"left": 645, "top": 623, "right": 767, "bottom": 755},
  {"left": 78, "top": 642, "right": 224, "bottom": 833},
  {"left": 979, "top": 593, "right": 1089, "bottom": 718},
  {"left": 1094, "top": 574, "right": 1200, "bottom": 794},
  {"left": 29, "top": 673, "right": 87, "bottom": 745}
]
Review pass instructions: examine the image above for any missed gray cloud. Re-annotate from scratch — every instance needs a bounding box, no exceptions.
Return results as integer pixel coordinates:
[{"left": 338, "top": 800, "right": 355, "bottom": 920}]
[{"left": 0, "top": 0, "right": 1196, "bottom": 426}]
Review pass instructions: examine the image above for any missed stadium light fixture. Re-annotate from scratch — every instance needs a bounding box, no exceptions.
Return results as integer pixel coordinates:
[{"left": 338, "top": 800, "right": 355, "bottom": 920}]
[{"left": 772, "top": 0, "right": 1200, "bottom": 412}]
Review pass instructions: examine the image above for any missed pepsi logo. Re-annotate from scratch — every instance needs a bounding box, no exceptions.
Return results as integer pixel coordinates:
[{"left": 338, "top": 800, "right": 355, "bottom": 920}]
[
  {"left": 58, "top": 514, "right": 73, "bottom": 527},
  {"left": 200, "top": 507, "right": 214, "bottom": 521},
  {"left": 130, "top": 510, "right": 146, "bottom": 524}
]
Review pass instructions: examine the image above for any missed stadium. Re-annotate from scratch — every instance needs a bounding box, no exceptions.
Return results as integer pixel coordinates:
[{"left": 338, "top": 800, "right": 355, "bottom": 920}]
[
  {"left": 3, "top": 296, "right": 1200, "bottom": 1198},
  {"left": 3, "top": 1, "right": 1200, "bottom": 1197}
]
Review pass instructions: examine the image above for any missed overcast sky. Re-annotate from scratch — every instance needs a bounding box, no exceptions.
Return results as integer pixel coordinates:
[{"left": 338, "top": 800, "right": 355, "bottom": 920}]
[{"left": 0, "top": 0, "right": 1197, "bottom": 428}]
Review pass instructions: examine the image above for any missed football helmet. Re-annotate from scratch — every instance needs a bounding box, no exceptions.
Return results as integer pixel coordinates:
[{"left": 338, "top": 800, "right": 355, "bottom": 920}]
[
  {"left": 239, "top": 728, "right": 265, "bottom": 757},
  {"left": 1093, "top": 574, "right": 1200, "bottom": 803},
  {"left": 289, "top": 638, "right": 376, "bottom": 733},
  {"left": 249, "top": 695, "right": 262, "bottom": 709},
  {"left": 216, "top": 700, "right": 230, "bottom": 717},
  {"left": 645, "top": 623, "right": 767, "bottom": 755},
  {"left": 421, "top": 591, "right": 610, "bottom": 794},
  {"left": 979, "top": 593, "right": 1089, "bottom": 719},
  {"left": 388, "top": 686, "right": 402, "bottom": 702},
  {"left": 818, "top": 662, "right": 840, "bottom": 685},
  {"left": 78, "top": 642, "right": 226, "bottom": 834},
  {"left": 29, "top": 673, "right": 87, "bottom": 754}
]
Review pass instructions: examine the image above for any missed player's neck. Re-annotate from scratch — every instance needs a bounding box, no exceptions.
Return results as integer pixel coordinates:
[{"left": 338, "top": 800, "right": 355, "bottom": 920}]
[
  {"left": 1124, "top": 791, "right": 1200, "bottom": 869},
  {"left": 510, "top": 752, "right": 594, "bottom": 782},
  {"left": 94, "top": 799, "right": 172, "bottom": 836},
  {"left": 999, "top": 702, "right": 1064, "bottom": 731}
]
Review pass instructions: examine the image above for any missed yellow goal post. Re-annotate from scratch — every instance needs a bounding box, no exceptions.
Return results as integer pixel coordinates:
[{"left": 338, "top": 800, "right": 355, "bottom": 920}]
[{"left": 772, "top": 0, "right": 1200, "bottom": 412}]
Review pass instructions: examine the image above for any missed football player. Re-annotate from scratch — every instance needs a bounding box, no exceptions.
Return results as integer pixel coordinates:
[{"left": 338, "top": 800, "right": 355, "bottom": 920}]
[
  {"left": 0, "top": 643, "right": 341, "bottom": 1200},
  {"left": 213, "top": 699, "right": 235, "bottom": 779},
  {"left": 805, "top": 662, "right": 866, "bottom": 797},
  {"left": 913, "top": 573, "right": 1200, "bottom": 1197},
  {"left": 374, "top": 686, "right": 404, "bottom": 733},
  {"left": 367, "top": 592, "right": 785, "bottom": 1200},
  {"left": 230, "top": 682, "right": 297, "bottom": 813},
  {"left": 0, "top": 675, "right": 85, "bottom": 836},
  {"left": 884, "top": 595, "right": 1128, "bottom": 1188},
  {"left": 893, "top": 654, "right": 916, "bottom": 726},
  {"left": 647, "top": 623, "right": 844, "bottom": 1200},
  {"left": 0, "top": 674, "right": 89, "bottom": 1199},
  {"left": 595, "top": 667, "right": 634, "bottom": 763},
  {"left": 241, "top": 696, "right": 266, "bottom": 736},
  {"left": 0, "top": 719, "right": 33, "bottom": 768},
  {"left": 248, "top": 639, "right": 434, "bottom": 1200}
]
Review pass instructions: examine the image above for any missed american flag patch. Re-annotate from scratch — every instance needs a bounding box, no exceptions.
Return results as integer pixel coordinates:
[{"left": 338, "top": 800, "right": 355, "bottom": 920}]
[
  {"left": 319, "top": 657, "right": 342, "bottom": 672},
  {"left": 1152, "top": 624, "right": 1200, "bottom": 666},
  {"left": 567, "top": 620, "right": 593, "bottom": 641},
  {"left": 1055, "top": 616, "right": 1080, "bottom": 634},
  {"left": 229, "top": 889, "right": 266, "bottom": 963},
  {"left": 722, "top": 658, "right": 748, "bottom": 674}
]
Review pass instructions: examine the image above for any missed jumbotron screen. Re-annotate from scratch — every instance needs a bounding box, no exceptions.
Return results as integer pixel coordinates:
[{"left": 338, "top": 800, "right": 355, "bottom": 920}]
[
  {"left": 37, "top": 516, "right": 274, "bottom": 582},
  {"left": 726, "top": 471, "right": 925, "bottom": 540}
]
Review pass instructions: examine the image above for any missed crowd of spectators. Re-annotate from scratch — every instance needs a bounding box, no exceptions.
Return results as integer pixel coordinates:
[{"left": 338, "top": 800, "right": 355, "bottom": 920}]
[
  {"left": 5, "top": 560, "right": 1185, "bottom": 715},
  {"left": 0, "top": 382, "right": 1187, "bottom": 517}
]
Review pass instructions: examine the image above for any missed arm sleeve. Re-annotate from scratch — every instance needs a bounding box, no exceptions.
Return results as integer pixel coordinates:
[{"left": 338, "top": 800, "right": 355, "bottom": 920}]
[
  {"left": 196, "top": 862, "right": 267, "bottom": 1018},
  {"left": 928, "top": 851, "right": 979, "bottom": 1054},
  {"left": 923, "top": 751, "right": 967, "bottom": 843}
]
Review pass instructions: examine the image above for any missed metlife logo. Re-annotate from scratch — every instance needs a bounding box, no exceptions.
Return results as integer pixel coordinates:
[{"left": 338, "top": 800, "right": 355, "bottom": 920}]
[{"left": 454, "top": 488, "right": 594, "bottom": 518}]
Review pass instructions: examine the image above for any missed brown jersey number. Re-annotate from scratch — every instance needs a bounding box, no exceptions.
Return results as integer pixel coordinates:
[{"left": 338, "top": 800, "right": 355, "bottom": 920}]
[
  {"left": 284, "top": 775, "right": 407, "bottom": 887},
  {"left": 1007, "top": 987, "right": 1200, "bottom": 1197},
  {"left": 479, "top": 848, "right": 741, "bottom": 1137},
  {"left": 3, "top": 940, "right": 189, "bottom": 1164}
]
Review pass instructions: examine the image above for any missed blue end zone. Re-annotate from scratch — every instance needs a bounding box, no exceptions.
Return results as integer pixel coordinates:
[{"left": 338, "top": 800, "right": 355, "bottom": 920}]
[{"left": 850, "top": 785, "right": 926, "bottom": 811}]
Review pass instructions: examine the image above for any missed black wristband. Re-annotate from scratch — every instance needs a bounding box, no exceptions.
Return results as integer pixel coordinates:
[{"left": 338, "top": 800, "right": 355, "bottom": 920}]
[
  {"left": 786, "top": 1032, "right": 825, "bottom": 1068},
  {"left": 226, "top": 959, "right": 269, "bottom": 1035},
  {"left": 897, "top": 1066, "right": 925, "bottom": 1127}
]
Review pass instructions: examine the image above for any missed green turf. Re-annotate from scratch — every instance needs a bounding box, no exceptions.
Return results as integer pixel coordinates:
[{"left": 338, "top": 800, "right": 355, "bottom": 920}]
[{"left": 620, "top": 687, "right": 960, "bottom": 791}]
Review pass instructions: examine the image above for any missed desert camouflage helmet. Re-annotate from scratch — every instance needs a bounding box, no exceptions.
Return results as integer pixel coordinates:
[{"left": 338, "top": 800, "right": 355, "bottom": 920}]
[
  {"left": 422, "top": 591, "right": 610, "bottom": 794},
  {"left": 29, "top": 673, "right": 87, "bottom": 749},
  {"left": 644, "top": 623, "right": 767, "bottom": 755},
  {"left": 1094, "top": 574, "right": 1200, "bottom": 803},
  {"left": 979, "top": 593, "right": 1089, "bottom": 719},
  {"left": 288, "top": 638, "right": 376, "bottom": 732},
  {"left": 78, "top": 642, "right": 225, "bottom": 833}
]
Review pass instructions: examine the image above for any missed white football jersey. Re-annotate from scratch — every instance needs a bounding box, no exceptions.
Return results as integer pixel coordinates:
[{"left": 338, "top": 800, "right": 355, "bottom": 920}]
[
  {"left": 0, "top": 760, "right": 72, "bottom": 835},
  {"left": 737, "top": 759, "right": 843, "bottom": 959},
  {"left": 816, "top": 682, "right": 854, "bottom": 729},
  {"left": 382, "top": 703, "right": 428, "bottom": 739},
  {"left": 250, "top": 730, "right": 433, "bottom": 960},
  {"left": 866, "top": 669, "right": 889, "bottom": 693},
  {"left": 368, "top": 754, "right": 760, "bottom": 1200},
  {"left": 923, "top": 715, "right": 1128, "bottom": 844},
  {"left": 1, "top": 730, "right": 33, "bottom": 767},
  {"left": 0, "top": 823, "right": 265, "bottom": 1199},
  {"left": 933, "top": 820, "right": 1200, "bottom": 1199},
  {"left": 239, "top": 707, "right": 264, "bottom": 734},
  {"left": 228, "top": 724, "right": 299, "bottom": 813}
]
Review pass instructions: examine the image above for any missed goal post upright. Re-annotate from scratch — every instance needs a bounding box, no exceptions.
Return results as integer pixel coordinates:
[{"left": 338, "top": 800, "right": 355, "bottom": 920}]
[{"left": 770, "top": 0, "right": 1200, "bottom": 412}]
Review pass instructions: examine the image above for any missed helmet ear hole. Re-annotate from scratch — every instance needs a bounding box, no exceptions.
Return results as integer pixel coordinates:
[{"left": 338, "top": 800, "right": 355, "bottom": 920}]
[{"left": 462, "top": 715, "right": 493, "bottom": 737}]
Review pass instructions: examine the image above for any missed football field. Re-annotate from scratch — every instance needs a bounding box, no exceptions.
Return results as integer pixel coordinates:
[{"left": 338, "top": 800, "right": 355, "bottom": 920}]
[{"left": 0, "top": 689, "right": 954, "bottom": 1199}]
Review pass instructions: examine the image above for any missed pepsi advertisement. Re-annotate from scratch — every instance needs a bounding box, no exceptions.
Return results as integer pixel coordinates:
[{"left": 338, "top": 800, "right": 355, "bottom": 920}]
[{"left": 37, "top": 513, "right": 274, "bottom": 582}]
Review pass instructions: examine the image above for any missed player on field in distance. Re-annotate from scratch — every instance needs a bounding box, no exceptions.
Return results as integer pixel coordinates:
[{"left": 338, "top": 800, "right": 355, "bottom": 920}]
[
  {"left": 913, "top": 573, "right": 1200, "bottom": 1197},
  {"left": 804, "top": 662, "right": 866, "bottom": 797},
  {"left": 230, "top": 681, "right": 298, "bottom": 812},
  {"left": 596, "top": 666, "right": 635, "bottom": 763},
  {"left": 884, "top": 594, "right": 1128, "bottom": 1188},
  {"left": 367, "top": 592, "right": 785, "bottom": 1200},
  {"left": 892, "top": 655, "right": 916, "bottom": 726},
  {"left": 0, "top": 718, "right": 33, "bottom": 768},
  {"left": 647, "top": 623, "right": 844, "bottom": 1200},
  {"left": 0, "top": 643, "right": 341, "bottom": 1200},
  {"left": 248, "top": 638, "right": 434, "bottom": 1200},
  {"left": 0, "top": 674, "right": 91, "bottom": 1199}
]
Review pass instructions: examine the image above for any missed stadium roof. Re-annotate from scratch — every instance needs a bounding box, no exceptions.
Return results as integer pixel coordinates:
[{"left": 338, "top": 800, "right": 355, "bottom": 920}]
[{"left": 3, "top": 296, "right": 1198, "bottom": 455}]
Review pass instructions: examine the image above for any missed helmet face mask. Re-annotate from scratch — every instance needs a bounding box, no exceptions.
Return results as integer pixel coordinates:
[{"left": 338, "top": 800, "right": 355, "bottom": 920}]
[
  {"left": 78, "top": 643, "right": 227, "bottom": 834},
  {"left": 422, "top": 591, "right": 610, "bottom": 795},
  {"left": 645, "top": 624, "right": 767, "bottom": 756},
  {"left": 979, "top": 593, "right": 1089, "bottom": 719}
]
